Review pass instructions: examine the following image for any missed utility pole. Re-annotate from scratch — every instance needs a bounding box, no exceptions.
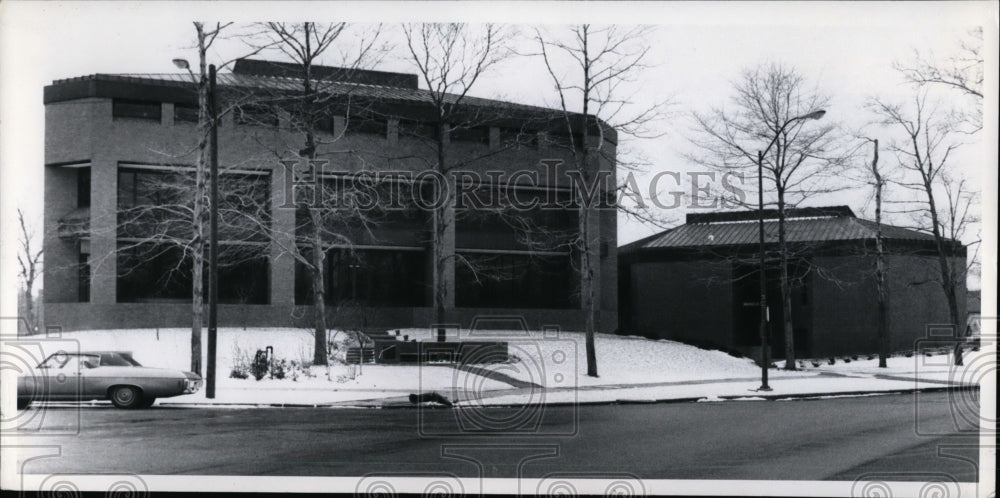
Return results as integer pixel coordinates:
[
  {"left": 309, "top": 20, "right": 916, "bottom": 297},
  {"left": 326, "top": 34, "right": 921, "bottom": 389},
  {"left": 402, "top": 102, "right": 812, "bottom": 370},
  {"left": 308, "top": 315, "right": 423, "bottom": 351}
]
[{"left": 206, "top": 64, "right": 219, "bottom": 399}]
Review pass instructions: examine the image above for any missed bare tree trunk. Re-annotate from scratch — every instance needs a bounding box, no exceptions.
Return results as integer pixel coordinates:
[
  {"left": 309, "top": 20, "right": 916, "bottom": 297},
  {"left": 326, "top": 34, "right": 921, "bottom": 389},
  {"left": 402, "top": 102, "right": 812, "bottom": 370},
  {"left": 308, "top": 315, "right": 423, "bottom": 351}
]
[
  {"left": 311, "top": 210, "right": 328, "bottom": 365},
  {"left": 434, "top": 124, "right": 451, "bottom": 343},
  {"left": 23, "top": 287, "right": 35, "bottom": 334},
  {"left": 188, "top": 22, "right": 211, "bottom": 375},
  {"left": 777, "top": 191, "right": 796, "bottom": 370},
  {"left": 580, "top": 203, "right": 598, "bottom": 377},
  {"left": 921, "top": 175, "right": 964, "bottom": 366}
]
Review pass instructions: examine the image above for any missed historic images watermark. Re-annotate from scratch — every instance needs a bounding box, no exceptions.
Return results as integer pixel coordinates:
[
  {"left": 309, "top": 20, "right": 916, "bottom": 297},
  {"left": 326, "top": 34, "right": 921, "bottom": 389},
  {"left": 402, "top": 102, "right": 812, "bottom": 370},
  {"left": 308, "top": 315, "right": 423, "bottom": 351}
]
[{"left": 278, "top": 158, "right": 747, "bottom": 212}]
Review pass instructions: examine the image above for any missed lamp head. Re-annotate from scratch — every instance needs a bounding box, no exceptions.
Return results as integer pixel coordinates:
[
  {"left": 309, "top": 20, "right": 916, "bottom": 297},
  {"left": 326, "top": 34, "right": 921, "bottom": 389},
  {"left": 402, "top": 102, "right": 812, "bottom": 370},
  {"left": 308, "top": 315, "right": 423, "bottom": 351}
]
[
  {"left": 172, "top": 58, "right": 190, "bottom": 70},
  {"left": 804, "top": 109, "right": 826, "bottom": 120}
]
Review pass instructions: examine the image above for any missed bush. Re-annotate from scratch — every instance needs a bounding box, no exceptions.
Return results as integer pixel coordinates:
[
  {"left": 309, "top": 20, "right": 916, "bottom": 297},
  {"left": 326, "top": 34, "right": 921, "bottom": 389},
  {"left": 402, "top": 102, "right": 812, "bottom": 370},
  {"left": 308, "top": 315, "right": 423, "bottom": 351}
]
[
  {"left": 271, "top": 359, "right": 288, "bottom": 380},
  {"left": 230, "top": 345, "right": 253, "bottom": 380},
  {"left": 828, "top": 357, "right": 836, "bottom": 365}
]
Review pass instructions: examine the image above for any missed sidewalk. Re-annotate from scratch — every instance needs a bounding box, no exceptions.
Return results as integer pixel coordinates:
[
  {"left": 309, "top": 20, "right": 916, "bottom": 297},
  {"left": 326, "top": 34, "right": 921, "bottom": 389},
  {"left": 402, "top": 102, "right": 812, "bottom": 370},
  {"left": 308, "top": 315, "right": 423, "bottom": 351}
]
[{"left": 157, "top": 369, "right": 977, "bottom": 409}]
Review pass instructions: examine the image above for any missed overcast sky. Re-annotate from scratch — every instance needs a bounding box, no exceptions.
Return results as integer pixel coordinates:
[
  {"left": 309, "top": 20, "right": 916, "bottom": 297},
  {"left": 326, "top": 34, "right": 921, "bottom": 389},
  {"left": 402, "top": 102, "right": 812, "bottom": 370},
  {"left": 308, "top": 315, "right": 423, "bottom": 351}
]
[{"left": 1, "top": 1, "right": 995, "bottom": 302}]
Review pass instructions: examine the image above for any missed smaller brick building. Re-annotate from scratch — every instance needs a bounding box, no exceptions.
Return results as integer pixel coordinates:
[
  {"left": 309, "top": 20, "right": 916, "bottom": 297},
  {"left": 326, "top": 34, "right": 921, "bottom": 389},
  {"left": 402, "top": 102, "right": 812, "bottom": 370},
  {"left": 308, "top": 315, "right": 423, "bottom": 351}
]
[{"left": 618, "top": 206, "right": 967, "bottom": 359}]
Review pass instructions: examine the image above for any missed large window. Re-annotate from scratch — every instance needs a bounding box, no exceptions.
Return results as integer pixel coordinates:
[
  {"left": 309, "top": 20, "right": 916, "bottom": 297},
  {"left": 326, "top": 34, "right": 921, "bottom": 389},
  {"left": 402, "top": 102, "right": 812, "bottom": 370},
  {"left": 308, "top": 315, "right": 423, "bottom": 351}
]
[
  {"left": 117, "top": 243, "right": 269, "bottom": 304},
  {"left": 117, "top": 167, "right": 270, "bottom": 242},
  {"left": 456, "top": 252, "right": 575, "bottom": 309},
  {"left": 295, "top": 248, "right": 427, "bottom": 307},
  {"left": 115, "top": 165, "right": 271, "bottom": 304}
]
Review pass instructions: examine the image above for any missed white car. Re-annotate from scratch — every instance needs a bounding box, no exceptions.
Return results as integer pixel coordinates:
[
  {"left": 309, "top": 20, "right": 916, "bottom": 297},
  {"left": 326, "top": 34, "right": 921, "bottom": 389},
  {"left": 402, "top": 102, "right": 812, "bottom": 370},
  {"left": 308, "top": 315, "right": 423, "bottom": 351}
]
[{"left": 17, "top": 351, "right": 202, "bottom": 409}]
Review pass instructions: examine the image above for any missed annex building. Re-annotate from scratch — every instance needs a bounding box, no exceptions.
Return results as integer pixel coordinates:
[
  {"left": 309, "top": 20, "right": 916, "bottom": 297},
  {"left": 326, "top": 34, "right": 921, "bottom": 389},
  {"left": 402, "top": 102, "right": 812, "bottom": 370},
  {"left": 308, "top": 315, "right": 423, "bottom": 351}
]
[
  {"left": 618, "top": 206, "right": 967, "bottom": 359},
  {"left": 43, "top": 59, "right": 618, "bottom": 333}
]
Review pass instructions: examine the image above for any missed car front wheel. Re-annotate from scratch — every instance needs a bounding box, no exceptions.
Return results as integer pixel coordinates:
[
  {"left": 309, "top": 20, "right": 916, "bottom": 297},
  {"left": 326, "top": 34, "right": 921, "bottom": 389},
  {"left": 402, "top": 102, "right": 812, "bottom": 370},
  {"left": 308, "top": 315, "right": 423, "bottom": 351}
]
[{"left": 109, "top": 386, "right": 142, "bottom": 409}]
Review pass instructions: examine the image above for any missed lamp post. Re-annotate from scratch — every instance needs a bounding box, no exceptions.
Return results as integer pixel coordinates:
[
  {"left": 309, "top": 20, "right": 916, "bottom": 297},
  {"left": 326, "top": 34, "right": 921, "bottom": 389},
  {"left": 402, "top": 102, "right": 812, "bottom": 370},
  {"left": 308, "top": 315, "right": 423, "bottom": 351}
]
[
  {"left": 173, "top": 58, "right": 219, "bottom": 398},
  {"left": 755, "top": 109, "right": 825, "bottom": 392}
]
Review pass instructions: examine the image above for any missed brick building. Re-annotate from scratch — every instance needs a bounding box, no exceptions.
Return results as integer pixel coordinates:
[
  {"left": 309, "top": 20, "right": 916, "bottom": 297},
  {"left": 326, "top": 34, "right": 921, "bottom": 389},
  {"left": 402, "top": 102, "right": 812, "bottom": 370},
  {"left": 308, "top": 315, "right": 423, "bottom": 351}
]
[
  {"left": 43, "top": 59, "right": 618, "bottom": 332},
  {"left": 618, "top": 206, "right": 966, "bottom": 359}
]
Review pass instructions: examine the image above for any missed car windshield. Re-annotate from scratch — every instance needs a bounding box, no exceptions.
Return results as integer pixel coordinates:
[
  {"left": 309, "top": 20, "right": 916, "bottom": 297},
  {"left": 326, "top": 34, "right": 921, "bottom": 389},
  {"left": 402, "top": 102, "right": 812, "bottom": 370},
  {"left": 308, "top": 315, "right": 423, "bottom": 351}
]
[{"left": 98, "top": 352, "right": 142, "bottom": 367}]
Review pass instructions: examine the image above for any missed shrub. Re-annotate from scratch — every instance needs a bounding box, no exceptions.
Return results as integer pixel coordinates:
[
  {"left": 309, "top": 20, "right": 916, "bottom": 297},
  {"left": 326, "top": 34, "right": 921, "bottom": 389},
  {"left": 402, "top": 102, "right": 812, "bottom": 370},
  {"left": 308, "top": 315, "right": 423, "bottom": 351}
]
[
  {"left": 230, "top": 345, "right": 253, "bottom": 380},
  {"left": 828, "top": 357, "right": 836, "bottom": 365},
  {"left": 271, "top": 359, "right": 288, "bottom": 380}
]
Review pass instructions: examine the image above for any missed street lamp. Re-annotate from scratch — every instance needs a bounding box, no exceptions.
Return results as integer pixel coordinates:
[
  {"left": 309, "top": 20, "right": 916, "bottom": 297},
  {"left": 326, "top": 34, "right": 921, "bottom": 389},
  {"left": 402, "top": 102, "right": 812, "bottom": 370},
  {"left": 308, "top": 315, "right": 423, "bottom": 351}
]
[
  {"left": 174, "top": 57, "right": 219, "bottom": 398},
  {"left": 755, "top": 109, "right": 825, "bottom": 392}
]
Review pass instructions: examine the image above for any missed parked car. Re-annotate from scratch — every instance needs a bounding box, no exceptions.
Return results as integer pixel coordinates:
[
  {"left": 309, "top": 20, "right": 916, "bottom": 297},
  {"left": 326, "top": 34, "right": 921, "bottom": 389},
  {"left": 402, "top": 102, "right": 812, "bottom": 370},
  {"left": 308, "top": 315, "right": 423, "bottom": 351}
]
[{"left": 17, "top": 351, "right": 202, "bottom": 409}]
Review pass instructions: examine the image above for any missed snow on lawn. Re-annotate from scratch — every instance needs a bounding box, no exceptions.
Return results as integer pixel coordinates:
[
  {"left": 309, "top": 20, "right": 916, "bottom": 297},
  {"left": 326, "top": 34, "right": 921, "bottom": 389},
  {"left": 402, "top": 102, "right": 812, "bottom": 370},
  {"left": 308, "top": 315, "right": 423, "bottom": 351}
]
[
  {"left": 58, "top": 328, "right": 511, "bottom": 402},
  {"left": 441, "top": 331, "right": 814, "bottom": 388},
  {"left": 804, "top": 349, "right": 988, "bottom": 385}
]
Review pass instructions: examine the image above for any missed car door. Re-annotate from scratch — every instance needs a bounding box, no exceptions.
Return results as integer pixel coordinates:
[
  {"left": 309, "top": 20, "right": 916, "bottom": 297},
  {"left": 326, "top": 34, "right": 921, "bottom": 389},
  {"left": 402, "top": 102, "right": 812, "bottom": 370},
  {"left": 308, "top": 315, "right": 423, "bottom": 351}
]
[{"left": 36, "top": 354, "right": 85, "bottom": 400}]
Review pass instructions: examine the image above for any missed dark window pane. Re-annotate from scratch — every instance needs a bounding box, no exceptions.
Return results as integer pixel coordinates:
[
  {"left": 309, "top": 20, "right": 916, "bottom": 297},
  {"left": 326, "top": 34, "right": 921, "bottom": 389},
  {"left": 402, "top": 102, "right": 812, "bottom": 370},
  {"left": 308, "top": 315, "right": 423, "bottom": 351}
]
[
  {"left": 236, "top": 104, "right": 279, "bottom": 127},
  {"left": 113, "top": 99, "right": 161, "bottom": 121},
  {"left": 78, "top": 252, "right": 90, "bottom": 303},
  {"left": 450, "top": 126, "right": 488, "bottom": 144},
  {"left": 77, "top": 168, "right": 90, "bottom": 208},
  {"left": 456, "top": 253, "right": 575, "bottom": 309},
  {"left": 117, "top": 242, "right": 269, "bottom": 304},
  {"left": 399, "top": 120, "right": 437, "bottom": 140},
  {"left": 174, "top": 104, "right": 199, "bottom": 123},
  {"left": 344, "top": 115, "right": 386, "bottom": 136},
  {"left": 216, "top": 250, "right": 269, "bottom": 305},
  {"left": 499, "top": 127, "right": 537, "bottom": 148},
  {"left": 117, "top": 244, "right": 192, "bottom": 303},
  {"left": 295, "top": 248, "right": 427, "bottom": 307}
]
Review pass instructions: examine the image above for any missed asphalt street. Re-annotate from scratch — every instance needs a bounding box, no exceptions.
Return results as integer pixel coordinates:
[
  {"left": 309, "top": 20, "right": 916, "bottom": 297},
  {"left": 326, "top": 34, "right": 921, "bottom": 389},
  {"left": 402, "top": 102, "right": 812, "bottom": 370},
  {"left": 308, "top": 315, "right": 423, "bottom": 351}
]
[{"left": 11, "top": 391, "right": 981, "bottom": 481}]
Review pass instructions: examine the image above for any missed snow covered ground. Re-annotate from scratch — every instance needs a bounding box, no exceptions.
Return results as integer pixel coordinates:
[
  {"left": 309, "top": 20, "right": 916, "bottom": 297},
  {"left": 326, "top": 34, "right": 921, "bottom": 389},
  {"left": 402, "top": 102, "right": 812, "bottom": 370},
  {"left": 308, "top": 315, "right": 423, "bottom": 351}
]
[{"left": 45, "top": 328, "right": 985, "bottom": 407}]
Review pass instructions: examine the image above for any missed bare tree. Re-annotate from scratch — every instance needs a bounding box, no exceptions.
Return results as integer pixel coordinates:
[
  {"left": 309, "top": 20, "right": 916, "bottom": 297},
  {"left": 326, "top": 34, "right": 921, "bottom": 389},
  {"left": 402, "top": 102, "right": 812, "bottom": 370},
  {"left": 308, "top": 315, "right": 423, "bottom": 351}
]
[
  {"left": 687, "top": 62, "right": 848, "bottom": 370},
  {"left": 16, "top": 209, "right": 44, "bottom": 335},
  {"left": 238, "top": 22, "right": 385, "bottom": 365},
  {"left": 185, "top": 21, "right": 233, "bottom": 375},
  {"left": 867, "top": 92, "right": 979, "bottom": 366},
  {"left": 532, "top": 24, "right": 670, "bottom": 377},
  {"left": 894, "top": 27, "right": 983, "bottom": 132},
  {"left": 400, "top": 23, "right": 512, "bottom": 342}
]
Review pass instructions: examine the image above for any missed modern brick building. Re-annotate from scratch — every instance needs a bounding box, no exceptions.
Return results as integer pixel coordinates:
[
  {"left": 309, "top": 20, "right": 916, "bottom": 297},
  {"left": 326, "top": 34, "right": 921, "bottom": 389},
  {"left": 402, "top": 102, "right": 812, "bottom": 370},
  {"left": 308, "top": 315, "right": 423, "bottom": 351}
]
[
  {"left": 618, "top": 206, "right": 966, "bottom": 359},
  {"left": 43, "top": 59, "right": 618, "bottom": 332}
]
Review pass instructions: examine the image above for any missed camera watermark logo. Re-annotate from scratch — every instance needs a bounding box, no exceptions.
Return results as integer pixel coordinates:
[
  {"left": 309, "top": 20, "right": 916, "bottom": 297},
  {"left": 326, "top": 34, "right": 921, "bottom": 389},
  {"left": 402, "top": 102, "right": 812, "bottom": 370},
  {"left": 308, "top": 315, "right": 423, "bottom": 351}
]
[
  {"left": 1, "top": 321, "right": 82, "bottom": 436},
  {"left": 417, "top": 316, "right": 578, "bottom": 437},
  {"left": 851, "top": 472, "right": 964, "bottom": 498},
  {"left": 913, "top": 323, "right": 994, "bottom": 437},
  {"left": 535, "top": 472, "right": 647, "bottom": 497},
  {"left": 354, "top": 472, "right": 463, "bottom": 497}
]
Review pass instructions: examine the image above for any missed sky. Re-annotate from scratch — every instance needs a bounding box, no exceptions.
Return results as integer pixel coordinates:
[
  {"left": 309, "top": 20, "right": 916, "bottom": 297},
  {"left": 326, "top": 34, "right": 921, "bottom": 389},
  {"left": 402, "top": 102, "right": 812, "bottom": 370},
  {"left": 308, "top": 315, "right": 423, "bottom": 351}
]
[{"left": 1, "top": 1, "right": 996, "bottom": 305}]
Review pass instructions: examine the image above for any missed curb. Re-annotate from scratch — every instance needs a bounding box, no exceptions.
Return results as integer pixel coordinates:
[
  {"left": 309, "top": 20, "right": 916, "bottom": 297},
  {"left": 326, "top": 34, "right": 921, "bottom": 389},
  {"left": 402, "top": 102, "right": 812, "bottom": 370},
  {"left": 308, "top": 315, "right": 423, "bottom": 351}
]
[{"left": 155, "top": 384, "right": 977, "bottom": 409}]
